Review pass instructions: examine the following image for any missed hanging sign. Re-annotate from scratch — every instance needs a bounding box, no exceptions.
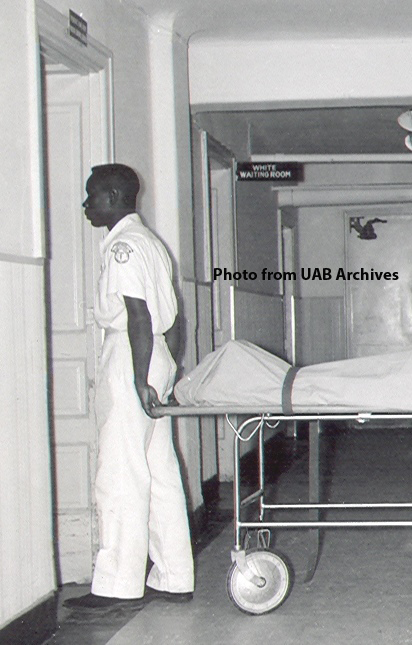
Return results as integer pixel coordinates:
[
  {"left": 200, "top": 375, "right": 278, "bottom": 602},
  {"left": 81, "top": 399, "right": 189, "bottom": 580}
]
[
  {"left": 236, "top": 161, "right": 304, "bottom": 182},
  {"left": 69, "top": 10, "right": 88, "bottom": 46}
]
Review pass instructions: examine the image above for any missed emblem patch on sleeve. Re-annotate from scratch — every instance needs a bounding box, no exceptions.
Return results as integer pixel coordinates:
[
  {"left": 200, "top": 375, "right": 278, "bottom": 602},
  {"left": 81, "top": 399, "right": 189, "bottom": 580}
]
[{"left": 111, "top": 241, "right": 133, "bottom": 264}]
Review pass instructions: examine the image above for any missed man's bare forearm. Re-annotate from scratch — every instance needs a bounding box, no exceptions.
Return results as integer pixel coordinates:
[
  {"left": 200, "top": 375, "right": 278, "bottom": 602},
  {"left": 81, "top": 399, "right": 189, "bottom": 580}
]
[
  {"left": 124, "top": 296, "right": 160, "bottom": 416},
  {"left": 124, "top": 297, "right": 152, "bottom": 385}
]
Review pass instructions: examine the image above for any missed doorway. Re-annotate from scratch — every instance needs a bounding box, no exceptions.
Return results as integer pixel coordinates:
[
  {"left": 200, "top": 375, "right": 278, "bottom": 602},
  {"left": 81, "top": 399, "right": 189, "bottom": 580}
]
[
  {"left": 194, "top": 130, "right": 236, "bottom": 482},
  {"left": 209, "top": 148, "right": 237, "bottom": 480},
  {"left": 38, "top": 1, "right": 113, "bottom": 584}
]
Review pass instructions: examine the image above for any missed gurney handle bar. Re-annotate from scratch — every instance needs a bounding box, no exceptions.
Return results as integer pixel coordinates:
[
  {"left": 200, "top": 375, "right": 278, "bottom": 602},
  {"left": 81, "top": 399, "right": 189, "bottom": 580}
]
[
  {"left": 262, "top": 502, "right": 412, "bottom": 509},
  {"left": 239, "top": 520, "right": 412, "bottom": 528},
  {"left": 154, "top": 406, "right": 412, "bottom": 421}
]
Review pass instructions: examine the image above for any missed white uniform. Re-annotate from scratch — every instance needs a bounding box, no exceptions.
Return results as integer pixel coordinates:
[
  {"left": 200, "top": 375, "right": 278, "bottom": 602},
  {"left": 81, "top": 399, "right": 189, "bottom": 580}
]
[{"left": 91, "top": 213, "right": 194, "bottom": 599}]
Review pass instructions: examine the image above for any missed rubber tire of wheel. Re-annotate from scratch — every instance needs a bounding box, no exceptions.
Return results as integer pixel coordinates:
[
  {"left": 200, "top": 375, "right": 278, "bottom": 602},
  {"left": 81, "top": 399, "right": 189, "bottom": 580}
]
[{"left": 226, "top": 548, "right": 292, "bottom": 615}]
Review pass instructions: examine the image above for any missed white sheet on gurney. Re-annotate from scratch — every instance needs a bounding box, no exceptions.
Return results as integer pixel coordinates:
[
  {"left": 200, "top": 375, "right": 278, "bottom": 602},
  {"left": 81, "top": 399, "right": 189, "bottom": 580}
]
[{"left": 174, "top": 340, "right": 412, "bottom": 412}]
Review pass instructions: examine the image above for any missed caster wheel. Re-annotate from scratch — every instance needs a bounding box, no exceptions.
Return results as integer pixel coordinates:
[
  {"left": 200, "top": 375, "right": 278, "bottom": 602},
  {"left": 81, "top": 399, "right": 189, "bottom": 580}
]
[{"left": 226, "top": 548, "right": 292, "bottom": 615}]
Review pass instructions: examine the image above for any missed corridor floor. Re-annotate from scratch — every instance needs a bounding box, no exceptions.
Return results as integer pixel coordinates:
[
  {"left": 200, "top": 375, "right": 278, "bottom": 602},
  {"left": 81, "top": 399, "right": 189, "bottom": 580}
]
[{"left": 48, "top": 424, "right": 412, "bottom": 645}]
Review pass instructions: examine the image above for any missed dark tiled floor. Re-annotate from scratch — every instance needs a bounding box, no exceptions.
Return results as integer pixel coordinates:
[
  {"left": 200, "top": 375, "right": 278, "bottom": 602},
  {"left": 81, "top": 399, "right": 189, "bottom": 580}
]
[{"left": 46, "top": 426, "right": 412, "bottom": 644}]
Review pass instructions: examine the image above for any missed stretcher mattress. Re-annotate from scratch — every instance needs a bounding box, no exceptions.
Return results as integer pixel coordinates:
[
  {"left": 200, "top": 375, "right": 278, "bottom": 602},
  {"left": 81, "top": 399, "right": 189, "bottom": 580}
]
[{"left": 174, "top": 340, "right": 412, "bottom": 413}]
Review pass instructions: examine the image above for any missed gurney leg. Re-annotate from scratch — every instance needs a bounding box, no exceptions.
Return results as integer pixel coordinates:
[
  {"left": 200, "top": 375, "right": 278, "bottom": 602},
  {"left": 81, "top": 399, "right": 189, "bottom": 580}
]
[
  {"left": 259, "top": 417, "right": 265, "bottom": 520},
  {"left": 304, "top": 420, "right": 321, "bottom": 583}
]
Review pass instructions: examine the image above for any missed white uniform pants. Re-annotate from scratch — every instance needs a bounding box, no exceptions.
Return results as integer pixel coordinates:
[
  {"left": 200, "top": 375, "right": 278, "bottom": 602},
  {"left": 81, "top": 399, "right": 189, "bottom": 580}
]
[{"left": 91, "top": 332, "right": 194, "bottom": 599}]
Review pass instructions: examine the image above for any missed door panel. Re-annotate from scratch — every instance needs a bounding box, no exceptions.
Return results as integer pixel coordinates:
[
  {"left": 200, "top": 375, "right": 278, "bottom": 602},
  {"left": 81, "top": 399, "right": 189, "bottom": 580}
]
[
  {"left": 346, "top": 208, "right": 412, "bottom": 357},
  {"left": 47, "top": 102, "right": 86, "bottom": 330},
  {"left": 45, "top": 70, "right": 102, "bottom": 583}
]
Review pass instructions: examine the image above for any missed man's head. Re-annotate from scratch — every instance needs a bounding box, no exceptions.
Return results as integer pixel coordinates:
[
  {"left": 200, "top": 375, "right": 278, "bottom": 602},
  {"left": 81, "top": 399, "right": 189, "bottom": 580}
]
[{"left": 83, "top": 164, "right": 140, "bottom": 229}]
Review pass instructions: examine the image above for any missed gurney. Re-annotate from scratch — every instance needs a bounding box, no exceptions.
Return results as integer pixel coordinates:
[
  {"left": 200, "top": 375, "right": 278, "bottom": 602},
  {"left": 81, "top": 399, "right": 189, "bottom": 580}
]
[{"left": 154, "top": 340, "right": 412, "bottom": 615}]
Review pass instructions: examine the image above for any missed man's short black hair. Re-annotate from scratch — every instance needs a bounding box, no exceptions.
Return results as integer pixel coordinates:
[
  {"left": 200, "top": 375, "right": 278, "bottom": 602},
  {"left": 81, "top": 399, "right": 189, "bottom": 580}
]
[{"left": 91, "top": 164, "right": 140, "bottom": 202}]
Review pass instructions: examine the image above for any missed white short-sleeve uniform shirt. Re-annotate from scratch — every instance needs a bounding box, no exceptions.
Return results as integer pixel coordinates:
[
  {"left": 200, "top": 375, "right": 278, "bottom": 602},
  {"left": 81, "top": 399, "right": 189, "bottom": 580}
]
[{"left": 94, "top": 213, "right": 177, "bottom": 334}]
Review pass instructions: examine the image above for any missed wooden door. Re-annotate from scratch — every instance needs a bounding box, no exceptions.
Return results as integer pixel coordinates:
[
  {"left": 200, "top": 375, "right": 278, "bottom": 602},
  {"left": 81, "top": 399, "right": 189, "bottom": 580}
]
[{"left": 44, "top": 70, "right": 103, "bottom": 583}]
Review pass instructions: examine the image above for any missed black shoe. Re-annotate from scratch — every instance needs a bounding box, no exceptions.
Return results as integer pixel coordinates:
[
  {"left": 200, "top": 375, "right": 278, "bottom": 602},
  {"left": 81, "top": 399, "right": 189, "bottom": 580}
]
[
  {"left": 63, "top": 593, "right": 144, "bottom": 610},
  {"left": 144, "top": 587, "right": 193, "bottom": 603}
]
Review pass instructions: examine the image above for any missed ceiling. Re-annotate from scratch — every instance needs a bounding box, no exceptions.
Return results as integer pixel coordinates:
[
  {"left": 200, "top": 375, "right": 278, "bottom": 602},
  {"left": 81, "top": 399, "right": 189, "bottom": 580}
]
[
  {"left": 135, "top": 0, "right": 412, "bottom": 156},
  {"left": 136, "top": 0, "right": 412, "bottom": 42}
]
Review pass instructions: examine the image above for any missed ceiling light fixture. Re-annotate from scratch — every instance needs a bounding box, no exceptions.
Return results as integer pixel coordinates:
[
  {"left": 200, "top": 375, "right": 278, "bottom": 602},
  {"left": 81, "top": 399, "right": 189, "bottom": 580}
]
[{"left": 397, "top": 110, "right": 412, "bottom": 150}]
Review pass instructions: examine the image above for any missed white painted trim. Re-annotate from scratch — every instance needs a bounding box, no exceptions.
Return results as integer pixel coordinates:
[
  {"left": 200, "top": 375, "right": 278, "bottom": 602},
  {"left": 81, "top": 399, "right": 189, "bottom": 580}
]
[
  {"left": 191, "top": 97, "right": 412, "bottom": 114},
  {"left": 276, "top": 208, "right": 284, "bottom": 295},
  {"left": 88, "top": 66, "right": 115, "bottom": 165},
  {"left": 277, "top": 186, "right": 412, "bottom": 207},
  {"left": 200, "top": 130, "right": 212, "bottom": 282},
  {"left": 104, "top": 56, "right": 115, "bottom": 162},
  {"left": 229, "top": 284, "right": 235, "bottom": 340},
  {"left": 0, "top": 253, "right": 44, "bottom": 266},
  {"left": 252, "top": 154, "right": 412, "bottom": 162},
  {"left": 36, "top": 0, "right": 112, "bottom": 74}
]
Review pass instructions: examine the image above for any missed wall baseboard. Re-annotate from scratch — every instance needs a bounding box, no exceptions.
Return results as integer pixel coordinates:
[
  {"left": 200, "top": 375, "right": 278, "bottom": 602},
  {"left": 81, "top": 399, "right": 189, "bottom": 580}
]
[
  {"left": 0, "top": 593, "right": 57, "bottom": 645},
  {"left": 201, "top": 474, "right": 220, "bottom": 508}
]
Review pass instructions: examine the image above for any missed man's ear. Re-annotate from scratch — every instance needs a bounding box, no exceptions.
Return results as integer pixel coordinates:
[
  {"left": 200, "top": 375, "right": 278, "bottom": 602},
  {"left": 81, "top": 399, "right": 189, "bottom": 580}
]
[{"left": 109, "top": 188, "right": 119, "bottom": 205}]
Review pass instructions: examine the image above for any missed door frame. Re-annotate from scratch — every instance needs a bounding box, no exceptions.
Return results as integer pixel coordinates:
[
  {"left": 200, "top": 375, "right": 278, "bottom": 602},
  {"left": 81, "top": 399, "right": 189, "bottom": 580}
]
[
  {"left": 195, "top": 128, "right": 237, "bottom": 481},
  {"left": 202, "top": 132, "right": 237, "bottom": 481},
  {"left": 37, "top": 0, "right": 114, "bottom": 582},
  {"left": 199, "top": 132, "right": 236, "bottom": 283},
  {"left": 281, "top": 224, "right": 296, "bottom": 364}
]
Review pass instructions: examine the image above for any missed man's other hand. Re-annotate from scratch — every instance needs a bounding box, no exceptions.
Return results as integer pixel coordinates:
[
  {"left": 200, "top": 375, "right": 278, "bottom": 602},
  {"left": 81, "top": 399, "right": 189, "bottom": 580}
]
[{"left": 136, "top": 384, "right": 162, "bottom": 418}]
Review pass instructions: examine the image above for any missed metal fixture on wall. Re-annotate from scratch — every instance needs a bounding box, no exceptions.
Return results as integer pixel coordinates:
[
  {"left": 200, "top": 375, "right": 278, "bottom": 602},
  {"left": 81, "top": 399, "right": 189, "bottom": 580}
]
[
  {"left": 349, "top": 217, "right": 387, "bottom": 240},
  {"left": 397, "top": 110, "right": 412, "bottom": 150}
]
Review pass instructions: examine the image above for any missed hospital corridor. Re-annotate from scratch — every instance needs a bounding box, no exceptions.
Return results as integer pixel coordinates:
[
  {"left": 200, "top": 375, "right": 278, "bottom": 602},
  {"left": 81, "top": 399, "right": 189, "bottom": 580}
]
[
  {"left": 5, "top": 1, "right": 412, "bottom": 644},
  {"left": 48, "top": 425, "right": 412, "bottom": 645}
]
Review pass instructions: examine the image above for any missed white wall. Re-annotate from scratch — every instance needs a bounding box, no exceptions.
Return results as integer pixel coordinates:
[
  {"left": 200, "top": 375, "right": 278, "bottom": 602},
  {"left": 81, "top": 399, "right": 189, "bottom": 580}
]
[
  {"left": 1, "top": 1, "right": 44, "bottom": 257},
  {"left": 0, "top": 0, "right": 55, "bottom": 629},
  {"left": 292, "top": 162, "right": 412, "bottom": 297},
  {"left": 296, "top": 206, "right": 345, "bottom": 298},
  {"left": 290, "top": 163, "right": 412, "bottom": 362},
  {"left": 147, "top": 23, "right": 202, "bottom": 508},
  {"left": 0, "top": 261, "right": 54, "bottom": 626},
  {"left": 189, "top": 38, "right": 412, "bottom": 107}
]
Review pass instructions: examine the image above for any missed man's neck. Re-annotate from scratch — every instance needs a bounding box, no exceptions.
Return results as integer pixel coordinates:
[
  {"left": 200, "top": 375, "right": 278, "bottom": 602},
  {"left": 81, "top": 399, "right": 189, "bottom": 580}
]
[{"left": 107, "top": 211, "right": 133, "bottom": 230}]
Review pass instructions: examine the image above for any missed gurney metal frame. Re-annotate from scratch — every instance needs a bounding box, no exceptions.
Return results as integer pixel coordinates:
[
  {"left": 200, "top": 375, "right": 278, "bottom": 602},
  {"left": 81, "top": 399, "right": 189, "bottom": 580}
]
[{"left": 155, "top": 406, "right": 412, "bottom": 615}]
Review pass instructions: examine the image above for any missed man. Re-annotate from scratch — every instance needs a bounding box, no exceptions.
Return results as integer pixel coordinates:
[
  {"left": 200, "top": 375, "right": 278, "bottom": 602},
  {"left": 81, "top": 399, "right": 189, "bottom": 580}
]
[{"left": 65, "top": 164, "right": 194, "bottom": 610}]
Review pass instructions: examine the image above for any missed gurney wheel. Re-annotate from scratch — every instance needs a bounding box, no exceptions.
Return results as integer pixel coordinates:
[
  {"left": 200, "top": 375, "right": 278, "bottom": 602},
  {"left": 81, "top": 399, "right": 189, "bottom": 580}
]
[{"left": 226, "top": 549, "right": 291, "bottom": 615}]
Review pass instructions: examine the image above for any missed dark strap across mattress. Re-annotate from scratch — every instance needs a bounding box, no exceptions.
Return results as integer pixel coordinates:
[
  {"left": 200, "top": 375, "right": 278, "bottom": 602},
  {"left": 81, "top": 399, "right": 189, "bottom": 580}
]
[{"left": 281, "top": 366, "right": 300, "bottom": 415}]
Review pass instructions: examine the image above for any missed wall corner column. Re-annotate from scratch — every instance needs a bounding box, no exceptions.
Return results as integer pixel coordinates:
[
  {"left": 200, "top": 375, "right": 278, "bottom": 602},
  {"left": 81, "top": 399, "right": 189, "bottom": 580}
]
[{"left": 148, "top": 20, "right": 203, "bottom": 512}]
